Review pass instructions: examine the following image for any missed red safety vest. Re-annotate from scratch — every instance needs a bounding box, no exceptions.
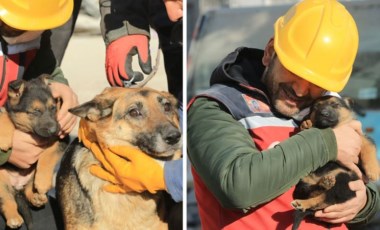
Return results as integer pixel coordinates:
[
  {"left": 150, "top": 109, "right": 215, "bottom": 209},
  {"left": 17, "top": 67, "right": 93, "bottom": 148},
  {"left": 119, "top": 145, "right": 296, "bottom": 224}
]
[{"left": 0, "top": 40, "right": 39, "bottom": 106}]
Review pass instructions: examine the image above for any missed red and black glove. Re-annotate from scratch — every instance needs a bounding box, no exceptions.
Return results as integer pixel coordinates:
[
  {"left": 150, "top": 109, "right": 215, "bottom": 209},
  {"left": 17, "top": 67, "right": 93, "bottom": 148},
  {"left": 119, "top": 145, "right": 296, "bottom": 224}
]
[{"left": 105, "top": 35, "right": 152, "bottom": 87}]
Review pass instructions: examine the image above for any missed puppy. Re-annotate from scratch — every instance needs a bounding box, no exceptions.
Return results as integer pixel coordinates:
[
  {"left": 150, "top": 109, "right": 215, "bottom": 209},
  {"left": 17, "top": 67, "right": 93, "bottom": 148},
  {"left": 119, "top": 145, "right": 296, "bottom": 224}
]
[
  {"left": 0, "top": 75, "right": 68, "bottom": 229},
  {"left": 56, "top": 87, "right": 182, "bottom": 230},
  {"left": 291, "top": 96, "right": 379, "bottom": 230}
]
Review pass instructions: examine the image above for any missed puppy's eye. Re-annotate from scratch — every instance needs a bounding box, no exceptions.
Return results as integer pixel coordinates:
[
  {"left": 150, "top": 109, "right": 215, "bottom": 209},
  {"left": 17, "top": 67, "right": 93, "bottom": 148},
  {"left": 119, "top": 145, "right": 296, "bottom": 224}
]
[
  {"left": 129, "top": 108, "right": 141, "bottom": 117},
  {"left": 163, "top": 102, "right": 171, "bottom": 112},
  {"left": 28, "top": 108, "right": 41, "bottom": 116},
  {"left": 331, "top": 102, "right": 340, "bottom": 108},
  {"left": 51, "top": 105, "right": 57, "bottom": 113}
]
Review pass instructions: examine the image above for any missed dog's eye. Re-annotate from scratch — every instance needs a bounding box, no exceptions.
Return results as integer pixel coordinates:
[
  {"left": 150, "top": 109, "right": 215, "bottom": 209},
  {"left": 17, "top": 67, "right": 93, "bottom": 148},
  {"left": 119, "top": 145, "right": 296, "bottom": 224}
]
[
  {"left": 51, "top": 105, "right": 57, "bottom": 113},
  {"left": 129, "top": 108, "right": 141, "bottom": 117},
  {"left": 163, "top": 102, "right": 171, "bottom": 112},
  {"left": 331, "top": 102, "right": 340, "bottom": 108},
  {"left": 28, "top": 108, "right": 42, "bottom": 116}
]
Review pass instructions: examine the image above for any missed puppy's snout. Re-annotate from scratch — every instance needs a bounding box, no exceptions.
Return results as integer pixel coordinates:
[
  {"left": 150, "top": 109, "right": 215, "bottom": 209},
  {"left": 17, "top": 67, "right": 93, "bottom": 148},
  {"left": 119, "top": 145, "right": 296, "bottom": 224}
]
[
  {"left": 320, "top": 109, "right": 330, "bottom": 117},
  {"left": 164, "top": 130, "right": 181, "bottom": 145}
]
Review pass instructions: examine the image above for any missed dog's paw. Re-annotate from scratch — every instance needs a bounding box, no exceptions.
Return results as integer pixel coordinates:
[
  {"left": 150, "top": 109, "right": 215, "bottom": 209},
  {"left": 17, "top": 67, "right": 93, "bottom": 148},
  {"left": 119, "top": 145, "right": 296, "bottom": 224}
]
[
  {"left": 29, "top": 193, "right": 48, "bottom": 207},
  {"left": 366, "top": 170, "right": 380, "bottom": 182},
  {"left": 300, "top": 120, "right": 313, "bottom": 130},
  {"left": 6, "top": 214, "right": 24, "bottom": 229},
  {"left": 319, "top": 175, "right": 336, "bottom": 189},
  {"left": 291, "top": 200, "right": 306, "bottom": 212}
]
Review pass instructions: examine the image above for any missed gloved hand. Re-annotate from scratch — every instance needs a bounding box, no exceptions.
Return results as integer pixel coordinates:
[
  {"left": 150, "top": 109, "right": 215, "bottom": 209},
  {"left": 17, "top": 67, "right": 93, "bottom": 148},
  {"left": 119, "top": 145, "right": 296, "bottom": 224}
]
[
  {"left": 105, "top": 34, "right": 152, "bottom": 87},
  {"left": 78, "top": 120, "right": 166, "bottom": 194}
]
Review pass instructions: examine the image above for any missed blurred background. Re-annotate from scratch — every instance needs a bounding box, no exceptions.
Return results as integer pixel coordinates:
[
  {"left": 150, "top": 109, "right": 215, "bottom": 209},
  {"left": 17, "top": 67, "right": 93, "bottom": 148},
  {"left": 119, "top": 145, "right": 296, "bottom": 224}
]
[{"left": 186, "top": 0, "right": 380, "bottom": 229}]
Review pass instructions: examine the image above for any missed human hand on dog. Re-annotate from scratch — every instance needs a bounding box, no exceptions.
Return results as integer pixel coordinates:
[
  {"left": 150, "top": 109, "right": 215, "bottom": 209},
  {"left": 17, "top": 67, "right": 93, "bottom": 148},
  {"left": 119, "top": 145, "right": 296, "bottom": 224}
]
[
  {"left": 105, "top": 35, "right": 152, "bottom": 86},
  {"left": 49, "top": 82, "right": 79, "bottom": 138},
  {"left": 333, "top": 120, "right": 363, "bottom": 179},
  {"left": 8, "top": 130, "right": 48, "bottom": 169},
  {"left": 88, "top": 145, "right": 166, "bottom": 194},
  {"left": 164, "top": 0, "right": 183, "bottom": 22},
  {"left": 314, "top": 179, "right": 367, "bottom": 223}
]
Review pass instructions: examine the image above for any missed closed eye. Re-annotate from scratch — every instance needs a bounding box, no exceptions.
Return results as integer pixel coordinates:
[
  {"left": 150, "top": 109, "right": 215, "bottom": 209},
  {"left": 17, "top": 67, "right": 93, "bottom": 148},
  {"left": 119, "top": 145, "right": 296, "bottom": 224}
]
[{"left": 28, "top": 108, "right": 42, "bottom": 116}]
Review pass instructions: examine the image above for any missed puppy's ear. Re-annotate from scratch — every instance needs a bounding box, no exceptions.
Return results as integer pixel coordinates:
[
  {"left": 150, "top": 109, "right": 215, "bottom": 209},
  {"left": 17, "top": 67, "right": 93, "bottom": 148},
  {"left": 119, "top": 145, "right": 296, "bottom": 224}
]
[
  {"left": 342, "top": 96, "right": 354, "bottom": 109},
  {"left": 7, "top": 79, "right": 25, "bottom": 106},
  {"left": 37, "top": 74, "right": 52, "bottom": 86}
]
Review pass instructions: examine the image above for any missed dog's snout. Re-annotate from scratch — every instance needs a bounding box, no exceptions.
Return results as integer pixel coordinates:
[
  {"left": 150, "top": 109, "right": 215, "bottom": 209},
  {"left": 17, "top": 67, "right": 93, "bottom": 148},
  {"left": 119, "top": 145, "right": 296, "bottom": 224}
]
[
  {"left": 320, "top": 109, "right": 330, "bottom": 117},
  {"left": 164, "top": 130, "right": 181, "bottom": 145}
]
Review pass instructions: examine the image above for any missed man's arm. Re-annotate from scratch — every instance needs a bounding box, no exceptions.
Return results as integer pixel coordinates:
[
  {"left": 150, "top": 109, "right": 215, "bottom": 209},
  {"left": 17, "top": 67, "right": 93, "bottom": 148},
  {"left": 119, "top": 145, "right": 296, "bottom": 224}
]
[{"left": 188, "top": 97, "right": 336, "bottom": 210}]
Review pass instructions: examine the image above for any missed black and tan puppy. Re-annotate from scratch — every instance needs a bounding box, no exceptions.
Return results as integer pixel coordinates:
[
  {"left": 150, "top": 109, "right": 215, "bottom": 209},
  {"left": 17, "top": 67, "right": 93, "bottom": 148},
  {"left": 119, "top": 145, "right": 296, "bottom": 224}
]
[
  {"left": 0, "top": 75, "right": 68, "bottom": 229},
  {"left": 56, "top": 87, "right": 182, "bottom": 230},
  {"left": 291, "top": 95, "right": 379, "bottom": 230}
]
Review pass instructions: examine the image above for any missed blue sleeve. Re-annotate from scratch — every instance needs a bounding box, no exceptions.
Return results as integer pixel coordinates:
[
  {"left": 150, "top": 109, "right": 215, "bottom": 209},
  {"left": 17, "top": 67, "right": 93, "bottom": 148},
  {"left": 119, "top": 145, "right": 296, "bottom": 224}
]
[{"left": 164, "top": 159, "right": 183, "bottom": 202}]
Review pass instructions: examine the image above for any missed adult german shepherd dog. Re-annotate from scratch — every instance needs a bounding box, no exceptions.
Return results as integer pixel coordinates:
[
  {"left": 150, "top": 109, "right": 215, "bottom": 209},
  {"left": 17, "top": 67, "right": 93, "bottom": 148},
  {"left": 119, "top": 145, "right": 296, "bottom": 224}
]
[
  {"left": 56, "top": 87, "right": 182, "bottom": 230},
  {"left": 291, "top": 96, "right": 379, "bottom": 230},
  {"left": 0, "top": 75, "right": 68, "bottom": 229}
]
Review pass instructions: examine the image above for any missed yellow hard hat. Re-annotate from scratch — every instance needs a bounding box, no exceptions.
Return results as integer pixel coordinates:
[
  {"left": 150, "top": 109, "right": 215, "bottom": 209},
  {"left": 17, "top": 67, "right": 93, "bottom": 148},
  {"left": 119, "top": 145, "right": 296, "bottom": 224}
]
[
  {"left": 274, "top": 0, "right": 359, "bottom": 92},
  {"left": 0, "top": 0, "right": 73, "bottom": 31}
]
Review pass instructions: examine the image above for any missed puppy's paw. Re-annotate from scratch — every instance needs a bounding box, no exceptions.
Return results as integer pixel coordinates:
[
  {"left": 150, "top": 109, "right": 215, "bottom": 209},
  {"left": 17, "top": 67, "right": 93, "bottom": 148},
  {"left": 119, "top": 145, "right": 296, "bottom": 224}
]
[
  {"left": 300, "top": 120, "right": 313, "bottom": 130},
  {"left": 291, "top": 200, "right": 306, "bottom": 212},
  {"left": 366, "top": 170, "right": 380, "bottom": 182},
  {"left": 319, "top": 175, "right": 336, "bottom": 189},
  {"left": 29, "top": 193, "right": 48, "bottom": 207},
  {"left": 7, "top": 214, "right": 24, "bottom": 229}
]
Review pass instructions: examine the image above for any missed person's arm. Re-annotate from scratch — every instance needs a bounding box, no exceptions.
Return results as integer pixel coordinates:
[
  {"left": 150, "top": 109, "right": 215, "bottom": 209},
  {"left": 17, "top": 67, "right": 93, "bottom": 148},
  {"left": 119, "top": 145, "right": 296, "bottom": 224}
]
[
  {"left": 187, "top": 97, "right": 337, "bottom": 210},
  {"left": 164, "top": 159, "right": 183, "bottom": 202},
  {"left": 99, "top": 0, "right": 150, "bottom": 45},
  {"left": 99, "top": 0, "right": 152, "bottom": 86}
]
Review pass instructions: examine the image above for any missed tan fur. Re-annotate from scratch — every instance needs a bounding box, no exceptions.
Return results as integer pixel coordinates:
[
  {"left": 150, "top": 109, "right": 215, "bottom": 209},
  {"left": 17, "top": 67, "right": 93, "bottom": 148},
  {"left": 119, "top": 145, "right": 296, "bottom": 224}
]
[
  {"left": 0, "top": 108, "right": 14, "bottom": 151},
  {"left": 58, "top": 87, "right": 182, "bottom": 230}
]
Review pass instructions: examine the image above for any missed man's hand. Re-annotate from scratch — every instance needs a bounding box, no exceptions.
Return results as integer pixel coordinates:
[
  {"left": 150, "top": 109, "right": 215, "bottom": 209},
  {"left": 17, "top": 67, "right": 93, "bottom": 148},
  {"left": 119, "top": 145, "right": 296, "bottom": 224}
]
[
  {"left": 164, "top": 0, "right": 183, "bottom": 22},
  {"left": 314, "top": 180, "right": 367, "bottom": 223},
  {"left": 105, "top": 35, "right": 152, "bottom": 87},
  {"left": 8, "top": 130, "right": 48, "bottom": 169},
  {"left": 333, "top": 120, "right": 363, "bottom": 178},
  {"left": 49, "top": 82, "right": 78, "bottom": 138}
]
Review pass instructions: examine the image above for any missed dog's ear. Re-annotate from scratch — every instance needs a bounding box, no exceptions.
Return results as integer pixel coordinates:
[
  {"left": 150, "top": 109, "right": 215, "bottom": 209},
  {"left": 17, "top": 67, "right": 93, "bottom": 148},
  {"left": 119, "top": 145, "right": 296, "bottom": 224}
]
[
  {"left": 69, "top": 87, "right": 127, "bottom": 121},
  {"left": 37, "top": 74, "right": 52, "bottom": 86},
  {"left": 7, "top": 79, "right": 25, "bottom": 106},
  {"left": 69, "top": 100, "right": 113, "bottom": 122}
]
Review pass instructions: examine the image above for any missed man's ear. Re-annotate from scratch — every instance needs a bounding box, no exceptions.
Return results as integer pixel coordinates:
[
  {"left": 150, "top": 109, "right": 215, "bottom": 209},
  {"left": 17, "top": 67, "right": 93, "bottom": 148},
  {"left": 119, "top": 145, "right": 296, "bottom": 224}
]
[{"left": 262, "top": 37, "right": 275, "bottom": 66}]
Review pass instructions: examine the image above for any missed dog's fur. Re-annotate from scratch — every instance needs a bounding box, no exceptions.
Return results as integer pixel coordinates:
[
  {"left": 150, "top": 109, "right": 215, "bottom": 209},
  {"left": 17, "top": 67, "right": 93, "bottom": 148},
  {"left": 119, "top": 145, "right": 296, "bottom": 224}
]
[
  {"left": 0, "top": 75, "right": 68, "bottom": 229},
  {"left": 56, "top": 87, "right": 182, "bottom": 230},
  {"left": 291, "top": 95, "right": 379, "bottom": 230}
]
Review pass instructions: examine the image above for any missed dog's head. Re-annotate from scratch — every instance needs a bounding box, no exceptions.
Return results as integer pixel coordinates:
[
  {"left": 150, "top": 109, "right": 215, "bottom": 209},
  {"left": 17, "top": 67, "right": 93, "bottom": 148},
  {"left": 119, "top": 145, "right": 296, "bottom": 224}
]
[
  {"left": 308, "top": 96, "right": 354, "bottom": 129},
  {"left": 6, "top": 74, "right": 60, "bottom": 138},
  {"left": 70, "top": 87, "right": 181, "bottom": 158}
]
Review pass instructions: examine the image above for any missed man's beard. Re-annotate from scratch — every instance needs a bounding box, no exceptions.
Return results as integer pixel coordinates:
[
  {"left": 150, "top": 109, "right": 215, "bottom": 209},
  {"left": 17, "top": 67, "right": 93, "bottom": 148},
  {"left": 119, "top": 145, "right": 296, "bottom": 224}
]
[{"left": 262, "top": 62, "right": 313, "bottom": 118}]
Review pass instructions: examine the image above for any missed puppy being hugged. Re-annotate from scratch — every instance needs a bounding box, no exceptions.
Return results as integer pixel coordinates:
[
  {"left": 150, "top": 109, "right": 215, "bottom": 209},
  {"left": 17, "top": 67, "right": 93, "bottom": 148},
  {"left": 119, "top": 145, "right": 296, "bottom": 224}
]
[
  {"left": 0, "top": 75, "right": 68, "bottom": 229},
  {"left": 56, "top": 87, "right": 182, "bottom": 230},
  {"left": 291, "top": 95, "right": 379, "bottom": 230}
]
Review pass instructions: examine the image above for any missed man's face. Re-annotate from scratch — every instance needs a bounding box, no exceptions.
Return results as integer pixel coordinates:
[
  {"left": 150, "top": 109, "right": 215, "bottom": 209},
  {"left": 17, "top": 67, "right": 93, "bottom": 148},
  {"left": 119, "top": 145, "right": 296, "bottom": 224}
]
[
  {"left": 0, "top": 20, "right": 25, "bottom": 37},
  {"left": 262, "top": 55, "right": 326, "bottom": 117}
]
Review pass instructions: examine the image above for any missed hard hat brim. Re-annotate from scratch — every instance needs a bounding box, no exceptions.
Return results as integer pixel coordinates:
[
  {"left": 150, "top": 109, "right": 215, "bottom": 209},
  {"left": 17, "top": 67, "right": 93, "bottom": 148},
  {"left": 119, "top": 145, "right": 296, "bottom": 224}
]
[{"left": 0, "top": 0, "right": 73, "bottom": 31}]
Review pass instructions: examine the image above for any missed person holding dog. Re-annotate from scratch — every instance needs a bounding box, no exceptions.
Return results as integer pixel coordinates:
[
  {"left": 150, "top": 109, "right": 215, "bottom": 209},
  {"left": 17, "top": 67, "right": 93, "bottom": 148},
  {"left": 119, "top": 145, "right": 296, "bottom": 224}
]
[
  {"left": 187, "top": 0, "right": 380, "bottom": 229},
  {"left": 0, "top": 0, "right": 81, "bottom": 229}
]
